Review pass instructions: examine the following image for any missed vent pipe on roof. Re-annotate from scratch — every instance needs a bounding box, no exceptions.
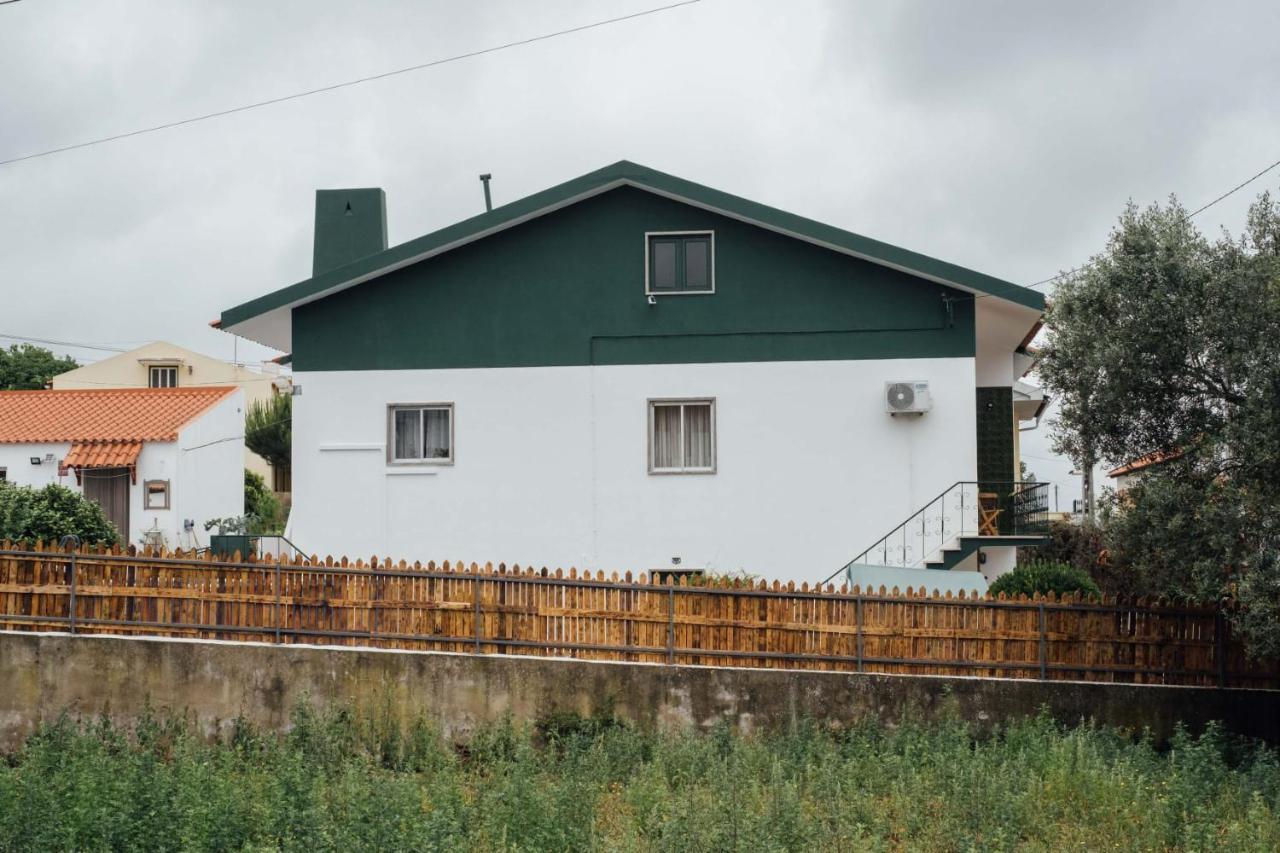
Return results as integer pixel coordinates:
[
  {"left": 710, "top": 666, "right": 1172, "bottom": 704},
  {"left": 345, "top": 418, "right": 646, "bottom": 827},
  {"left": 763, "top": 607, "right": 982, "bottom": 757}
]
[{"left": 479, "top": 173, "right": 492, "bottom": 212}]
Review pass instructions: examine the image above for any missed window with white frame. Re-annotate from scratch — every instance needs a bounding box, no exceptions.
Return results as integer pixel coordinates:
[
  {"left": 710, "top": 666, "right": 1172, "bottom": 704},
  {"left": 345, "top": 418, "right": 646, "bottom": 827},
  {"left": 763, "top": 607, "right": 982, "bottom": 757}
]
[
  {"left": 389, "top": 404, "right": 454, "bottom": 463},
  {"left": 649, "top": 399, "right": 715, "bottom": 474},
  {"left": 646, "top": 232, "right": 714, "bottom": 294},
  {"left": 148, "top": 365, "right": 178, "bottom": 388}
]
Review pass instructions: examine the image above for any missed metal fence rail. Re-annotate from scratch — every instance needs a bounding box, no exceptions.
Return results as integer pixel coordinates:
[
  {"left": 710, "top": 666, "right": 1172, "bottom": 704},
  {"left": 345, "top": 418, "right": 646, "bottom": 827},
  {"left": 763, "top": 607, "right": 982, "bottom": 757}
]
[{"left": 1, "top": 543, "right": 1275, "bottom": 689}]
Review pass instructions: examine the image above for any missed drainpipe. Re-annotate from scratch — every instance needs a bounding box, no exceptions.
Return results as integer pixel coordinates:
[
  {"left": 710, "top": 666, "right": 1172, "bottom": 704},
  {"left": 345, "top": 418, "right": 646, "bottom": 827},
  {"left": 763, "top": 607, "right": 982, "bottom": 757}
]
[{"left": 479, "top": 174, "right": 492, "bottom": 212}]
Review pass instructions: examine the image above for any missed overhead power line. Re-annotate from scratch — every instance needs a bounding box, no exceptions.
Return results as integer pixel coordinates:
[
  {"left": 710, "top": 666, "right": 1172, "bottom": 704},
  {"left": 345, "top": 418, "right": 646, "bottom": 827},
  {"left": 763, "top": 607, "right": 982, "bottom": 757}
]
[
  {"left": 1016, "top": 155, "right": 1280, "bottom": 293},
  {"left": 0, "top": 0, "right": 702, "bottom": 168},
  {"left": 0, "top": 332, "right": 128, "bottom": 353}
]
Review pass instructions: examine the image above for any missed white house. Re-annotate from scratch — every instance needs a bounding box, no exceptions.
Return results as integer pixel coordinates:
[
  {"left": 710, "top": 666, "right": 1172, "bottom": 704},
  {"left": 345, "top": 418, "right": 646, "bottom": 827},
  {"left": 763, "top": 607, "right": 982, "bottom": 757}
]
[
  {"left": 51, "top": 341, "right": 291, "bottom": 492},
  {"left": 218, "top": 161, "right": 1047, "bottom": 585},
  {"left": 0, "top": 386, "right": 244, "bottom": 549}
]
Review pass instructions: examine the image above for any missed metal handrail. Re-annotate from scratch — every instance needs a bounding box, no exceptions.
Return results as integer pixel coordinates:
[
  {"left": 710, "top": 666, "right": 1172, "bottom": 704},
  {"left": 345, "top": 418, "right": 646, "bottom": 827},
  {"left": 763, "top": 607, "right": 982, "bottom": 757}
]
[{"left": 824, "top": 480, "right": 1049, "bottom": 583}]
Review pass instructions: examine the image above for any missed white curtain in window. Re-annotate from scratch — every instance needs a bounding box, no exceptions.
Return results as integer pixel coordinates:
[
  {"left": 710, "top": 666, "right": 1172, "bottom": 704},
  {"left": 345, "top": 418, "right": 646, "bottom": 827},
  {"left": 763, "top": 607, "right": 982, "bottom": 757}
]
[
  {"left": 394, "top": 409, "right": 421, "bottom": 459},
  {"left": 652, "top": 405, "right": 681, "bottom": 469},
  {"left": 424, "top": 408, "right": 451, "bottom": 459},
  {"left": 684, "top": 403, "right": 712, "bottom": 469}
]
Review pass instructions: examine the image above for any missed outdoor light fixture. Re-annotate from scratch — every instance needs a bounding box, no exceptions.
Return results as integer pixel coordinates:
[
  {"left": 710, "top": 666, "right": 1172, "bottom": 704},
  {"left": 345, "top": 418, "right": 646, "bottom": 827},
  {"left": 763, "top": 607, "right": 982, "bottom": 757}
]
[{"left": 29, "top": 457, "right": 41, "bottom": 465}]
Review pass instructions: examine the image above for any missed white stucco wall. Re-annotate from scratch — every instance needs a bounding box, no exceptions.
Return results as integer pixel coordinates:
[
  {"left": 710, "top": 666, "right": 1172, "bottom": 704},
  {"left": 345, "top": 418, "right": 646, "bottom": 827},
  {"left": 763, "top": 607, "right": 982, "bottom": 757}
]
[
  {"left": 175, "top": 390, "right": 246, "bottom": 550},
  {"left": 0, "top": 391, "right": 244, "bottom": 550},
  {"left": 289, "top": 358, "right": 978, "bottom": 583}
]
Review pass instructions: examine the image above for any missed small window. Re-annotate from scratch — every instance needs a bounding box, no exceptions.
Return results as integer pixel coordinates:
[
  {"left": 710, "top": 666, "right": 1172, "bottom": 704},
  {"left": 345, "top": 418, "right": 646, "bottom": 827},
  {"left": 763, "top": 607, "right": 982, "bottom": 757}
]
[
  {"left": 646, "top": 232, "right": 714, "bottom": 294},
  {"left": 649, "top": 399, "right": 715, "bottom": 474},
  {"left": 0, "top": 467, "right": 6, "bottom": 481},
  {"left": 144, "top": 479, "right": 170, "bottom": 509},
  {"left": 389, "top": 404, "right": 454, "bottom": 464},
  {"left": 149, "top": 365, "right": 178, "bottom": 388}
]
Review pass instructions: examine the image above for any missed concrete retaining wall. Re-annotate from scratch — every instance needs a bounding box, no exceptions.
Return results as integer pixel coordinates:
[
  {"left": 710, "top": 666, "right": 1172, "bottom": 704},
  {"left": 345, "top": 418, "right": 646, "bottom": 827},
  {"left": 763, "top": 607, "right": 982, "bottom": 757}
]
[{"left": 1, "top": 630, "right": 1276, "bottom": 750}]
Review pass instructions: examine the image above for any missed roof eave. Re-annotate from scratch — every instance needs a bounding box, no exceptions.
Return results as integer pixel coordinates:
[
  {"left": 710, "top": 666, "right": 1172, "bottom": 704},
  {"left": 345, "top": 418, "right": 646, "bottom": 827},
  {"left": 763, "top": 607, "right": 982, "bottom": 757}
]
[{"left": 219, "top": 160, "right": 1045, "bottom": 347}]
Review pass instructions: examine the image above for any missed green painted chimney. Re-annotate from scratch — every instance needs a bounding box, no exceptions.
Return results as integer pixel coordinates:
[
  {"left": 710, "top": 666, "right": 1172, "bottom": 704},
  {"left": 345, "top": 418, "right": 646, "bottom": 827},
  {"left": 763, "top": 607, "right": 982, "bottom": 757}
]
[{"left": 312, "top": 188, "right": 388, "bottom": 277}]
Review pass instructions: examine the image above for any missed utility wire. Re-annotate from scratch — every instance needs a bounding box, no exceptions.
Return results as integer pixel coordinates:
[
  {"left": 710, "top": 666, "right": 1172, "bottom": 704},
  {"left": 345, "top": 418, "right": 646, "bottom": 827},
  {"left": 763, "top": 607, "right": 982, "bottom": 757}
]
[
  {"left": 0, "top": 332, "right": 128, "bottom": 353},
  {"left": 0, "top": 0, "right": 702, "bottom": 168},
  {"left": 1006, "top": 155, "right": 1280, "bottom": 296}
]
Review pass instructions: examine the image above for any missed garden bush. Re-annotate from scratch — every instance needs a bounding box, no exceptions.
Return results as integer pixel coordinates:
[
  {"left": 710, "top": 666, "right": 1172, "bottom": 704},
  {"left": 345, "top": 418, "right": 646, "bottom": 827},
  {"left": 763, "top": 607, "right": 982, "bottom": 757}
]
[
  {"left": 0, "top": 703, "right": 1275, "bottom": 851},
  {"left": 0, "top": 480, "right": 118, "bottom": 546},
  {"left": 990, "top": 559, "right": 1102, "bottom": 598}
]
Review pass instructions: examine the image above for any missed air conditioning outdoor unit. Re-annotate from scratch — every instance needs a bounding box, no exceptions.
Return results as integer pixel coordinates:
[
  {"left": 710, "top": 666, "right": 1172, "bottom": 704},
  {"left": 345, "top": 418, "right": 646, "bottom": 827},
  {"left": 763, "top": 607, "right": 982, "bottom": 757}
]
[{"left": 885, "top": 380, "right": 931, "bottom": 416}]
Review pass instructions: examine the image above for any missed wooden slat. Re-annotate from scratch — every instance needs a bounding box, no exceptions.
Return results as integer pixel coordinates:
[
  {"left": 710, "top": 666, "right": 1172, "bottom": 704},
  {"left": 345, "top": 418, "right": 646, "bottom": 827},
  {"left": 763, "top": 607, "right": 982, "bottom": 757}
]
[{"left": 0, "top": 542, "right": 1273, "bottom": 688}]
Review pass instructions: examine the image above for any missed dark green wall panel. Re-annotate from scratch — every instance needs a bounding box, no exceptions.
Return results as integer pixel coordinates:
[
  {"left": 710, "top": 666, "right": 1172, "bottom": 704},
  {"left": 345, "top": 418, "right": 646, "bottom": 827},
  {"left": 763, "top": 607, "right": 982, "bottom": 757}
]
[
  {"left": 293, "top": 187, "right": 975, "bottom": 371},
  {"left": 976, "top": 386, "right": 1015, "bottom": 533}
]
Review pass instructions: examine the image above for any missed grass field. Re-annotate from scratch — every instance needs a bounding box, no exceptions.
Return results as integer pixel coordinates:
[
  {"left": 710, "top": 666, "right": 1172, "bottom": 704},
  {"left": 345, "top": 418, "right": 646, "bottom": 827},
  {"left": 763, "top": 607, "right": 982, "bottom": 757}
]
[{"left": 0, "top": 704, "right": 1277, "bottom": 851}]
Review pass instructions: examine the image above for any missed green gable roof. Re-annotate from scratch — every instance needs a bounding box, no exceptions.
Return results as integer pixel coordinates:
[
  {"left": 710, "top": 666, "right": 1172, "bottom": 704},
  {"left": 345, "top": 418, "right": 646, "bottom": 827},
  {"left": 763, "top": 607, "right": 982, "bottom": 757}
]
[{"left": 220, "top": 160, "right": 1043, "bottom": 349}]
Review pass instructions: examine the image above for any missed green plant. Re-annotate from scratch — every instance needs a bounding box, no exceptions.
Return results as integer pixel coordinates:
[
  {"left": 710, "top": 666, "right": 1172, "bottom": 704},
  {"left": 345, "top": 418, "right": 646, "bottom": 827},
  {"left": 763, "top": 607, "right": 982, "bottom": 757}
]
[
  {"left": 0, "top": 704, "right": 1276, "bottom": 851},
  {"left": 990, "top": 559, "right": 1101, "bottom": 598},
  {"left": 245, "top": 393, "right": 291, "bottom": 472},
  {"left": 0, "top": 481, "right": 118, "bottom": 545},
  {"left": 0, "top": 344, "right": 78, "bottom": 390},
  {"left": 243, "top": 469, "right": 283, "bottom": 534}
]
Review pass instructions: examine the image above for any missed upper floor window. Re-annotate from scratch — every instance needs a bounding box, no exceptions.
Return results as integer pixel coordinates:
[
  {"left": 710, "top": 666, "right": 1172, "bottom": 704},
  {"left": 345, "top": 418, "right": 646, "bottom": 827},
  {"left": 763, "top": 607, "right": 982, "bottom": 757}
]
[
  {"left": 646, "top": 231, "right": 714, "bottom": 294},
  {"left": 148, "top": 365, "right": 178, "bottom": 388},
  {"left": 389, "top": 403, "right": 454, "bottom": 464}
]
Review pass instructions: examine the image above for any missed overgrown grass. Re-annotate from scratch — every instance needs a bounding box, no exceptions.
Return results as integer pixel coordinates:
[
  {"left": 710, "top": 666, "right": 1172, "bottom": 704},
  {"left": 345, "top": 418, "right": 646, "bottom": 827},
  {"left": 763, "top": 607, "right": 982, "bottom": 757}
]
[{"left": 0, "top": 704, "right": 1277, "bottom": 851}]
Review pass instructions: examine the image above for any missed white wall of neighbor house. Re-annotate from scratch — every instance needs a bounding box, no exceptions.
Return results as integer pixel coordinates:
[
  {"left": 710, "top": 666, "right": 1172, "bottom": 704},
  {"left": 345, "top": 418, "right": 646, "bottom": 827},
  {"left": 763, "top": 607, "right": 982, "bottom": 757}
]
[
  {"left": 289, "top": 358, "right": 978, "bottom": 583},
  {"left": 0, "top": 393, "right": 243, "bottom": 550},
  {"left": 0, "top": 440, "right": 176, "bottom": 547},
  {"left": 175, "top": 391, "right": 246, "bottom": 550}
]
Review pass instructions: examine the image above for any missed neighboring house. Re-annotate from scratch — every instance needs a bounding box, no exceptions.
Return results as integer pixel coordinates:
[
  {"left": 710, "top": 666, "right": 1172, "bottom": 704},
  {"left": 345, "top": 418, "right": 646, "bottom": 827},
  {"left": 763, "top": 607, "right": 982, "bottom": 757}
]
[
  {"left": 0, "top": 387, "right": 244, "bottom": 549},
  {"left": 217, "top": 160, "right": 1047, "bottom": 584},
  {"left": 51, "top": 341, "right": 291, "bottom": 492},
  {"left": 1107, "top": 450, "right": 1182, "bottom": 493}
]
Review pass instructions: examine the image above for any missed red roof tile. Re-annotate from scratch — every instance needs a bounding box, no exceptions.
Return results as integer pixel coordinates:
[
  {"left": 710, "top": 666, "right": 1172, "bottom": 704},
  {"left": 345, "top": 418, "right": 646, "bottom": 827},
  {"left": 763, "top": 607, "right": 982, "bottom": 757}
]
[
  {"left": 0, "top": 387, "right": 237, "bottom": 444},
  {"left": 62, "top": 440, "right": 143, "bottom": 470}
]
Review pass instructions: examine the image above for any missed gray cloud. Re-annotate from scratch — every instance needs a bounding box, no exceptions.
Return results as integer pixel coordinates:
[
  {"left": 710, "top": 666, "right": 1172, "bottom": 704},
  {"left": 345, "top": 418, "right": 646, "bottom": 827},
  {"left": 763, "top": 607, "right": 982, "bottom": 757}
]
[{"left": 2, "top": 0, "right": 1277, "bottom": 499}]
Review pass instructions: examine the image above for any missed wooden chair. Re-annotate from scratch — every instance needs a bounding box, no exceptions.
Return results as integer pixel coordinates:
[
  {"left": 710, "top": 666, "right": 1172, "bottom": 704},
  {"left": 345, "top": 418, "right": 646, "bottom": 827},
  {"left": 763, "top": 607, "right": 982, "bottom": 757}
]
[{"left": 978, "top": 492, "right": 1002, "bottom": 536}]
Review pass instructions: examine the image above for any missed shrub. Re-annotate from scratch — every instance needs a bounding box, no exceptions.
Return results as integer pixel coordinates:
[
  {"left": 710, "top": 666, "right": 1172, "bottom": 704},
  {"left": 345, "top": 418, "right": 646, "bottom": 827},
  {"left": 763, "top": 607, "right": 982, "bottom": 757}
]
[
  {"left": 0, "top": 704, "right": 1277, "bottom": 850},
  {"left": 243, "top": 469, "right": 283, "bottom": 534},
  {"left": 990, "top": 559, "right": 1101, "bottom": 598},
  {"left": 0, "top": 481, "right": 118, "bottom": 546}
]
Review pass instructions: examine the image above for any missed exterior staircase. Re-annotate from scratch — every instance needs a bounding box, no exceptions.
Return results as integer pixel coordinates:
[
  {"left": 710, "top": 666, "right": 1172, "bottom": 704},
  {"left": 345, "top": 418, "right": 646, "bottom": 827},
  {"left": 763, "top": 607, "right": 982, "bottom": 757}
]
[{"left": 823, "top": 481, "right": 1050, "bottom": 586}]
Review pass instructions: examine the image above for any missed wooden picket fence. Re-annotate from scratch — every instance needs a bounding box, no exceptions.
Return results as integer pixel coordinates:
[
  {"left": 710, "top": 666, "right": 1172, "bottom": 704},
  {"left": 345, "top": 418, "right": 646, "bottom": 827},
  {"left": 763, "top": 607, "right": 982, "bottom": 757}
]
[{"left": 0, "top": 541, "right": 1276, "bottom": 689}]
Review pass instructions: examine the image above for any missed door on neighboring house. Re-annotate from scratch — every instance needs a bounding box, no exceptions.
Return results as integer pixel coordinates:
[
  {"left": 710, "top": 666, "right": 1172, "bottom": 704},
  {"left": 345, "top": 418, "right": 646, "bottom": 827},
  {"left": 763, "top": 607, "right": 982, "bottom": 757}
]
[{"left": 83, "top": 468, "right": 131, "bottom": 541}]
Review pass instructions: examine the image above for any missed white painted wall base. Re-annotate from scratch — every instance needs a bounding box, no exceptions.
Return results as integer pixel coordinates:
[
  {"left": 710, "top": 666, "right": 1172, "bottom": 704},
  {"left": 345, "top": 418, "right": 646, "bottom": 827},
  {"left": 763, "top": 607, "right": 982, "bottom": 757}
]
[{"left": 290, "top": 359, "right": 979, "bottom": 585}]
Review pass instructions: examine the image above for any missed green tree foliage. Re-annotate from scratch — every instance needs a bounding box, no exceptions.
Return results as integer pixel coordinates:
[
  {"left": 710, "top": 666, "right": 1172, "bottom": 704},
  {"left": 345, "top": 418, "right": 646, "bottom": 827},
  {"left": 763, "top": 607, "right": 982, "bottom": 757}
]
[
  {"left": 0, "top": 344, "right": 78, "bottom": 390},
  {"left": 0, "top": 481, "right": 118, "bottom": 545},
  {"left": 989, "top": 560, "right": 1101, "bottom": 599},
  {"left": 244, "top": 392, "right": 291, "bottom": 472},
  {"left": 1039, "top": 189, "right": 1280, "bottom": 657},
  {"left": 243, "top": 469, "right": 283, "bottom": 534},
  {"left": 0, "top": 705, "right": 1277, "bottom": 850}
]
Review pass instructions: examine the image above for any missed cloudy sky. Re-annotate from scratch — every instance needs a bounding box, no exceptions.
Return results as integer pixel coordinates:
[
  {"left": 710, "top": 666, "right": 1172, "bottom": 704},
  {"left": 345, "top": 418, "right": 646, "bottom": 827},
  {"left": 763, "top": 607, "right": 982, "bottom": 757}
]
[{"left": 3, "top": 0, "right": 1278, "bottom": 504}]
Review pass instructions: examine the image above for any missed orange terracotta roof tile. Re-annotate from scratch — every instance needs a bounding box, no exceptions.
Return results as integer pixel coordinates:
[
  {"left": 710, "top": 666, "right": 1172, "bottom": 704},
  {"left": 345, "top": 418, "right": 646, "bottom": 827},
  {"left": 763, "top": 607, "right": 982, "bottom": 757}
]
[
  {"left": 1107, "top": 449, "right": 1184, "bottom": 478},
  {"left": 0, "top": 387, "right": 237, "bottom": 444},
  {"left": 62, "top": 440, "right": 143, "bottom": 470}
]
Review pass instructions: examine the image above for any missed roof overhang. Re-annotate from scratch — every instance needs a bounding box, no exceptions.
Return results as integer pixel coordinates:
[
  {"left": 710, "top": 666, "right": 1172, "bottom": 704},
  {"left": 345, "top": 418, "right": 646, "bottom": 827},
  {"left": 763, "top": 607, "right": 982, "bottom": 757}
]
[{"left": 220, "top": 161, "right": 1046, "bottom": 352}]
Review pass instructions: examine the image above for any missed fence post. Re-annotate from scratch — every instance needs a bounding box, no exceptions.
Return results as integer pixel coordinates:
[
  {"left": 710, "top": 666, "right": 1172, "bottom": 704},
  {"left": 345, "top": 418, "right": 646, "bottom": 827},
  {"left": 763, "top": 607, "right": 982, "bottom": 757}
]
[
  {"left": 59, "top": 535, "right": 80, "bottom": 636},
  {"left": 369, "top": 571, "right": 378, "bottom": 643},
  {"left": 1037, "top": 601, "right": 1047, "bottom": 680},
  {"left": 68, "top": 549, "right": 77, "bottom": 635},
  {"left": 1215, "top": 611, "right": 1228, "bottom": 689},
  {"left": 667, "top": 586, "right": 675, "bottom": 665},
  {"left": 473, "top": 574, "right": 482, "bottom": 654},
  {"left": 273, "top": 560, "right": 281, "bottom": 644},
  {"left": 855, "top": 591, "right": 864, "bottom": 673}
]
